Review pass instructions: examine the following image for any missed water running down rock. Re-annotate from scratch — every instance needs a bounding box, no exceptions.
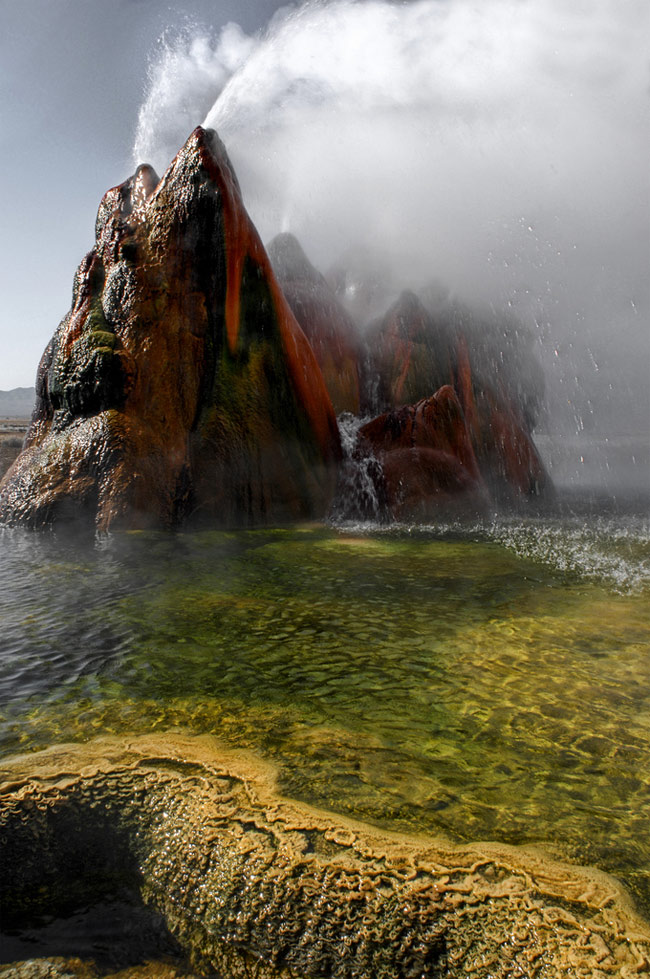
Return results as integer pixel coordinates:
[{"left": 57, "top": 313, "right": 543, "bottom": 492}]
[
  {"left": 0, "top": 127, "right": 551, "bottom": 530},
  {"left": 268, "top": 232, "right": 364, "bottom": 417}
]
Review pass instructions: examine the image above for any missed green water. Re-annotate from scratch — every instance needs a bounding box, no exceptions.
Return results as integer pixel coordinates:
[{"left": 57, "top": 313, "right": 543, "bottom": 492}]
[{"left": 1, "top": 520, "right": 649, "bottom": 916}]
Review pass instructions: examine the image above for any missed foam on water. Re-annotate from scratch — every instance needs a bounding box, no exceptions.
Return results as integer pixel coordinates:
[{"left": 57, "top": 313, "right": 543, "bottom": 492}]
[
  {"left": 335, "top": 506, "right": 650, "bottom": 594},
  {"left": 483, "top": 513, "right": 650, "bottom": 594}
]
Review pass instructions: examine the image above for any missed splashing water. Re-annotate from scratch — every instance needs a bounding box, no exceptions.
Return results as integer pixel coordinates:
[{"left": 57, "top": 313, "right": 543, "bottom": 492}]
[
  {"left": 330, "top": 412, "right": 388, "bottom": 522},
  {"left": 484, "top": 513, "right": 650, "bottom": 593},
  {"left": 134, "top": 0, "right": 650, "bottom": 446},
  {"left": 343, "top": 511, "right": 650, "bottom": 595}
]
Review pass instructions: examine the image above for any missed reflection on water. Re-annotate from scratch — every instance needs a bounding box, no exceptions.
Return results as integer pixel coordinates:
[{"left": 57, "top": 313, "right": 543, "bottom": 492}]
[{"left": 0, "top": 507, "right": 649, "bottom": 916}]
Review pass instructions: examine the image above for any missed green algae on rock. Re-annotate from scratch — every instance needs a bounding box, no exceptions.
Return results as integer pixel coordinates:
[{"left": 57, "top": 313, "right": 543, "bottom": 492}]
[
  {"left": 0, "top": 129, "right": 340, "bottom": 531},
  {"left": 1, "top": 735, "right": 648, "bottom": 978}
]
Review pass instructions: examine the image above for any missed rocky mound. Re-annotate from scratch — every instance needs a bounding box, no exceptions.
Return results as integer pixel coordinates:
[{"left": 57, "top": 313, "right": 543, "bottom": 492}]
[
  {"left": 1, "top": 735, "right": 648, "bottom": 978},
  {"left": 0, "top": 129, "right": 340, "bottom": 531},
  {"left": 359, "top": 386, "right": 489, "bottom": 519},
  {"left": 0, "top": 127, "right": 553, "bottom": 529},
  {"left": 365, "top": 291, "right": 551, "bottom": 505}
]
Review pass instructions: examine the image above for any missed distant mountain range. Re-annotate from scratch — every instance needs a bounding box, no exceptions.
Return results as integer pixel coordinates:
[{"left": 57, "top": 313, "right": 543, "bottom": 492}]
[{"left": 0, "top": 387, "right": 35, "bottom": 417}]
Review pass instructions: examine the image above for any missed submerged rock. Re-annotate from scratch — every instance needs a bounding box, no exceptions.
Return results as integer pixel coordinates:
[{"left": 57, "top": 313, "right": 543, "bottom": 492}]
[
  {"left": 0, "top": 129, "right": 341, "bottom": 531},
  {"left": 1, "top": 735, "right": 648, "bottom": 978},
  {"left": 268, "top": 232, "right": 364, "bottom": 415}
]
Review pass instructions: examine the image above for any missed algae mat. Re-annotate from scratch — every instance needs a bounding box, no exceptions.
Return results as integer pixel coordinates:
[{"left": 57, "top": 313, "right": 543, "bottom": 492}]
[{"left": 1, "top": 733, "right": 649, "bottom": 978}]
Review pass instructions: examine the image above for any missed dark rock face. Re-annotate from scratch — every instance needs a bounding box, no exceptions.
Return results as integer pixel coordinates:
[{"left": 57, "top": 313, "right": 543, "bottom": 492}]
[
  {"left": 268, "top": 232, "right": 364, "bottom": 415},
  {"left": 365, "top": 290, "right": 454, "bottom": 412},
  {"left": 0, "top": 129, "right": 341, "bottom": 530},
  {"left": 364, "top": 292, "right": 551, "bottom": 506},
  {"left": 359, "top": 387, "right": 489, "bottom": 520},
  {"left": 453, "top": 333, "right": 549, "bottom": 500}
]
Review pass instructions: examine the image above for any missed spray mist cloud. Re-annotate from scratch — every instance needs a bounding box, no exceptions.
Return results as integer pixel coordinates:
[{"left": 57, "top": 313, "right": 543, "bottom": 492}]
[{"left": 134, "top": 0, "right": 649, "bottom": 436}]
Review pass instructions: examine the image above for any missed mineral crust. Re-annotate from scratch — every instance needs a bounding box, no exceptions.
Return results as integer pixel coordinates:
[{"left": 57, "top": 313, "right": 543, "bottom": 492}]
[{"left": 1, "top": 735, "right": 648, "bottom": 978}]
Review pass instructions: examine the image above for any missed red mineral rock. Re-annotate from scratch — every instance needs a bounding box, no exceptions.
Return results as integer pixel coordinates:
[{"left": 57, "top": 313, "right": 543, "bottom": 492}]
[
  {"left": 453, "top": 334, "right": 550, "bottom": 499},
  {"left": 366, "top": 292, "right": 551, "bottom": 504},
  {"left": 268, "top": 232, "right": 364, "bottom": 415},
  {"left": 359, "top": 386, "right": 489, "bottom": 519},
  {"left": 0, "top": 128, "right": 341, "bottom": 530},
  {"left": 365, "top": 291, "right": 452, "bottom": 411}
]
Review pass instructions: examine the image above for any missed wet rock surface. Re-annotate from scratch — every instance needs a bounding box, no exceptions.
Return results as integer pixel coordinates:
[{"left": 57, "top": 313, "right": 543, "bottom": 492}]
[
  {"left": 360, "top": 291, "right": 551, "bottom": 511},
  {"left": 366, "top": 291, "right": 454, "bottom": 412},
  {"left": 268, "top": 233, "right": 364, "bottom": 416},
  {"left": 1, "top": 735, "right": 648, "bottom": 979},
  {"left": 359, "top": 386, "right": 489, "bottom": 519},
  {"left": 453, "top": 332, "right": 550, "bottom": 501},
  {"left": 0, "top": 959, "right": 199, "bottom": 979},
  {"left": 0, "top": 129, "right": 340, "bottom": 531}
]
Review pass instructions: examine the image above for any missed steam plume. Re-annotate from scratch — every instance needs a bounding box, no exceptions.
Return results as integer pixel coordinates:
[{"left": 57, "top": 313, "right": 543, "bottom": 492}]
[{"left": 134, "top": 0, "right": 649, "bottom": 437}]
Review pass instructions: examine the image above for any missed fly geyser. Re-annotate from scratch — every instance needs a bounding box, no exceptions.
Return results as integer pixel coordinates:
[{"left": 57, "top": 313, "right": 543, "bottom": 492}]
[
  {"left": 0, "top": 128, "right": 340, "bottom": 530},
  {"left": 0, "top": 128, "right": 551, "bottom": 530}
]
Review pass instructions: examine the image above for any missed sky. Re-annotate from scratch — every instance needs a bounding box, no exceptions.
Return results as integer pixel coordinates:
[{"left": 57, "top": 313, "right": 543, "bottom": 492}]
[{"left": 0, "top": 0, "right": 648, "bottom": 439}]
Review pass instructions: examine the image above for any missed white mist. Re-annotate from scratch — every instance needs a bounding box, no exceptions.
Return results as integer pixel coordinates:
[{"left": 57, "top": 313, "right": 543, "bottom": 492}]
[{"left": 134, "top": 0, "right": 649, "bottom": 490}]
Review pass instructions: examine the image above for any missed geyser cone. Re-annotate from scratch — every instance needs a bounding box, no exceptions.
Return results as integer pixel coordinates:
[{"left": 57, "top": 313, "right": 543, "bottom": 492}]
[
  {"left": 134, "top": 0, "right": 649, "bottom": 491},
  {"left": 0, "top": 127, "right": 341, "bottom": 530}
]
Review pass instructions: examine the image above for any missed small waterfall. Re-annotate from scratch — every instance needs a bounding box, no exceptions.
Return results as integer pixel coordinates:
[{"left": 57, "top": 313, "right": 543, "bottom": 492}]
[
  {"left": 134, "top": 0, "right": 649, "bottom": 473},
  {"left": 330, "top": 413, "right": 389, "bottom": 523}
]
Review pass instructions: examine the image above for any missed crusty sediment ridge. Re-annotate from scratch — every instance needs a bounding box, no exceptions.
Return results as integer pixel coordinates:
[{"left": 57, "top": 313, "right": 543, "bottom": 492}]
[{"left": 1, "top": 734, "right": 648, "bottom": 978}]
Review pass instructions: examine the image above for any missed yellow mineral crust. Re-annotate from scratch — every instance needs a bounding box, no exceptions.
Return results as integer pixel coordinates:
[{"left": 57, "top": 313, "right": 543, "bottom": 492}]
[{"left": 1, "top": 733, "right": 648, "bottom": 978}]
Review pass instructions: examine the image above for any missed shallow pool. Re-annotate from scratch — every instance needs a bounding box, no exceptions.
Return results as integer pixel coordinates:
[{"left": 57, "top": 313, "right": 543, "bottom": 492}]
[{"left": 1, "top": 507, "right": 649, "bottom": 917}]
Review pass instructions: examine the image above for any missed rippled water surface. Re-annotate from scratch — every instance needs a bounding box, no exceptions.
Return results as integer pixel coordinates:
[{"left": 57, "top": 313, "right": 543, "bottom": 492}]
[{"left": 1, "top": 505, "right": 649, "bottom": 915}]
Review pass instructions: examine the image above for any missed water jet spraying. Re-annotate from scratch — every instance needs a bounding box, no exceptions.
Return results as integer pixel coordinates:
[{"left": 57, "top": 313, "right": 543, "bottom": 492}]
[
  {"left": 0, "top": 3, "right": 649, "bottom": 976},
  {"left": 134, "top": 0, "right": 649, "bottom": 498}
]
